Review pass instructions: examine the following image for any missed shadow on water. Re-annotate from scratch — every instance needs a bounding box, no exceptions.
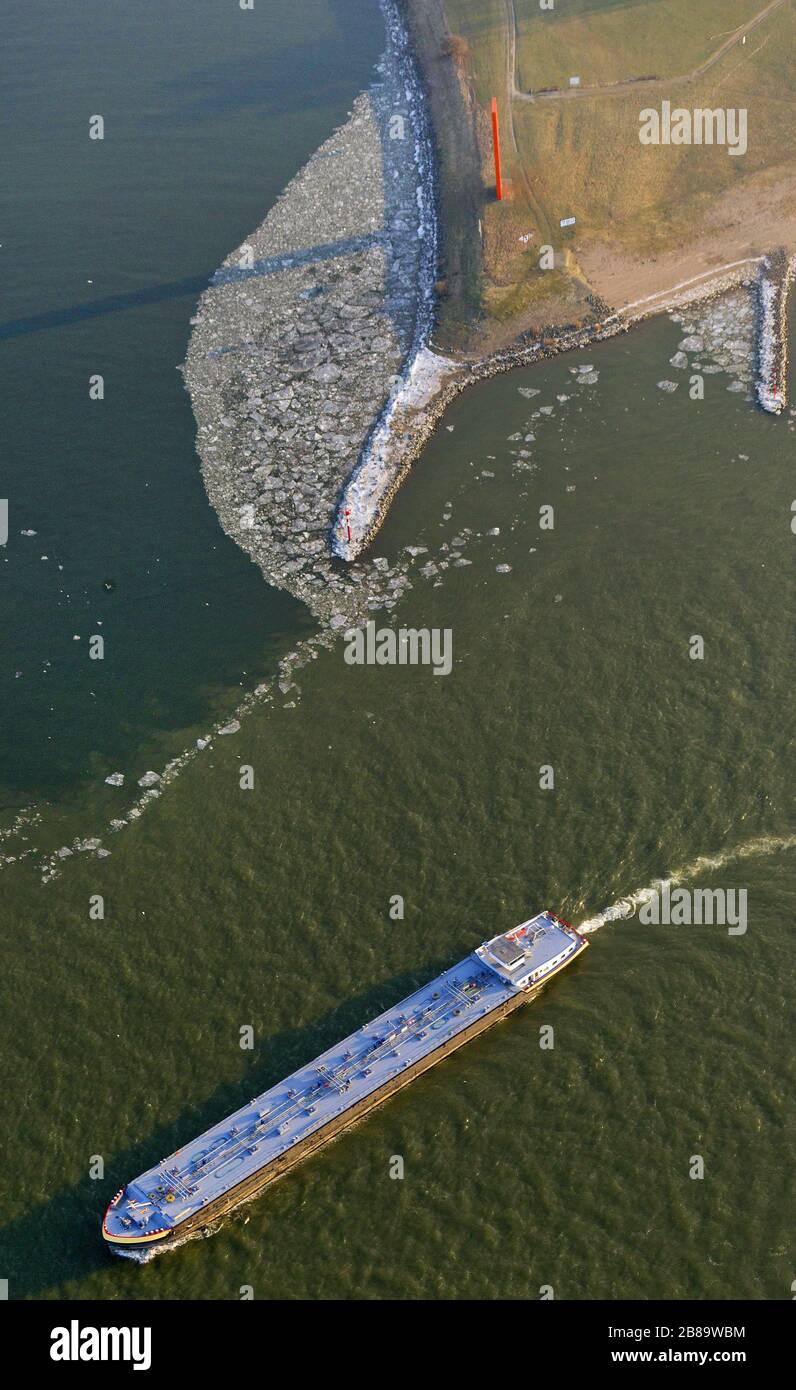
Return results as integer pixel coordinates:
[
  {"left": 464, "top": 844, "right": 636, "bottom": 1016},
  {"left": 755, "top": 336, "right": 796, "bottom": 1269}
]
[
  {"left": 0, "top": 236, "right": 385, "bottom": 340},
  {"left": 0, "top": 278, "right": 209, "bottom": 341},
  {"left": 0, "top": 961, "right": 455, "bottom": 1299}
]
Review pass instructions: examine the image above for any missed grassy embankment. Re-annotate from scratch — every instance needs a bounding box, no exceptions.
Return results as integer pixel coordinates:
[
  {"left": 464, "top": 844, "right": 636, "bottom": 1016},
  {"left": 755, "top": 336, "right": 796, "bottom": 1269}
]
[
  {"left": 415, "top": 0, "right": 591, "bottom": 348},
  {"left": 413, "top": 0, "right": 796, "bottom": 350},
  {"left": 515, "top": 0, "right": 766, "bottom": 90},
  {"left": 512, "top": 0, "right": 796, "bottom": 257}
]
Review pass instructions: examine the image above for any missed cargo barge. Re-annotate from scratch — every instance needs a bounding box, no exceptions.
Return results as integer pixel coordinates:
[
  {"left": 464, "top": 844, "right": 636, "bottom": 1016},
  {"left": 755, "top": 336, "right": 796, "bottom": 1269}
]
[{"left": 103, "top": 912, "right": 587, "bottom": 1252}]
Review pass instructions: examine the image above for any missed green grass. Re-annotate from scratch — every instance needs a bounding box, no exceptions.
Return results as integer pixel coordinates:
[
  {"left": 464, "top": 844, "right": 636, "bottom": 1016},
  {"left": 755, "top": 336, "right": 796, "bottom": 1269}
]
[
  {"left": 440, "top": 0, "right": 796, "bottom": 309},
  {"left": 514, "top": 0, "right": 768, "bottom": 91},
  {"left": 511, "top": 0, "right": 796, "bottom": 253},
  {"left": 443, "top": 0, "right": 507, "bottom": 106},
  {"left": 443, "top": 0, "right": 574, "bottom": 321}
]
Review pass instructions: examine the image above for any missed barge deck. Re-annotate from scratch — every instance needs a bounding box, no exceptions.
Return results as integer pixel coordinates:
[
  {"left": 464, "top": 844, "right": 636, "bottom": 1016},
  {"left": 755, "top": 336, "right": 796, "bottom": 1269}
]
[{"left": 103, "top": 911, "right": 587, "bottom": 1251}]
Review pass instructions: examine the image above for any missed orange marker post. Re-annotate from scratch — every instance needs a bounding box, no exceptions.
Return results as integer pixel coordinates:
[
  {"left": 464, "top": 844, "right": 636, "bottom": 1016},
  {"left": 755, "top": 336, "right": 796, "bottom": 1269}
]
[{"left": 491, "top": 97, "right": 503, "bottom": 201}]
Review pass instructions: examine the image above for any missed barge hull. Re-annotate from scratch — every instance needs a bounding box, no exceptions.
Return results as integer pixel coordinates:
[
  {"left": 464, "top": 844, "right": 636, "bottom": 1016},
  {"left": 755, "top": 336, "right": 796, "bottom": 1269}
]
[
  {"left": 103, "top": 913, "right": 587, "bottom": 1250},
  {"left": 161, "top": 984, "right": 534, "bottom": 1243}
]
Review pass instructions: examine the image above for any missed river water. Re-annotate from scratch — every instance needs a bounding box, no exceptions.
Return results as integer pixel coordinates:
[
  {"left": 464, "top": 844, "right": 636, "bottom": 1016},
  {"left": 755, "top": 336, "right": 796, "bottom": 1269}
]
[{"left": 1, "top": 0, "right": 794, "bottom": 1301}]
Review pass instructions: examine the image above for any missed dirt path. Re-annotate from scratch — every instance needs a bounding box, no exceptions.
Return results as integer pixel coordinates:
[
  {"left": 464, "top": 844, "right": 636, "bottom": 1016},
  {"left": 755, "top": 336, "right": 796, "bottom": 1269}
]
[
  {"left": 508, "top": 0, "right": 788, "bottom": 103},
  {"left": 501, "top": 0, "right": 551, "bottom": 243}
]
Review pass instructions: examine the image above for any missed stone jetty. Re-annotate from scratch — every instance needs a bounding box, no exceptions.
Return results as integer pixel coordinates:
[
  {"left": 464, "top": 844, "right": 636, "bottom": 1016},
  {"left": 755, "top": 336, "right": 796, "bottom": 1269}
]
[
  {"left": 754, "top": 248, "right": 794, "bottom": 415},
  {"left": 183, "top": 0, "right": 434, "bottom": 622}
]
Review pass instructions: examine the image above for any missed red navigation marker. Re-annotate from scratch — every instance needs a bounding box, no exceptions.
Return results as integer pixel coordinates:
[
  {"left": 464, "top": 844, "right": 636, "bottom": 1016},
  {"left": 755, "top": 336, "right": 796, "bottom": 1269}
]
[{"left": 491, "top": 97, "right": 503, "bottom": 202}]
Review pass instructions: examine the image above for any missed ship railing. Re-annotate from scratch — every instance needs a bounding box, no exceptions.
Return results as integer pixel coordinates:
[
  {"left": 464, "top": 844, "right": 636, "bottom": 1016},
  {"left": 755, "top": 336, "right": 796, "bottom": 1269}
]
[
  {"left": 172, "top": 1001, "right": 471, "bottom": 1189},
  {"left": 446, "top": 979, "right": 480, "bottom": 1009},
  {"left": 257, "top": 983, "right": 478, "bottom": 1114},
  {"left": 263, "top": 977, "right": 488, "bottom": 1122},
  {"left": 164, "top": 1117, "right": 273, "bottom": 1192},
  {"left": 309, "top": 974, "right": 492, "bottom": 1092},
  {"left": 163, "top": 1172, "right": 194, "bottom": 1200},
  {"left": 164, "top": 974, "right": 494, "bottom": 1190}
]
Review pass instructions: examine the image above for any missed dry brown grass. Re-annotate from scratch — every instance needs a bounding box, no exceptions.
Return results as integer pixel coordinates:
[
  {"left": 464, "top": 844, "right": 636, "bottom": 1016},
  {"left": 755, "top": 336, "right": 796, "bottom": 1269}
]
[
  {"left": 437, "top": 0, "right": 796, "bottom": 338},
  {"left": 443, "top": 33, "right": 471, "bottom": 61}
]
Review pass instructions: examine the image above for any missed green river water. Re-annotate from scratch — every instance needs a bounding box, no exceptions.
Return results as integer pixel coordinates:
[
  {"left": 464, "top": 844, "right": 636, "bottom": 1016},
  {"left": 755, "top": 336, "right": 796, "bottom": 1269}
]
[{"left": 1, "top": 0, "right": 794, "bottom": 1301}]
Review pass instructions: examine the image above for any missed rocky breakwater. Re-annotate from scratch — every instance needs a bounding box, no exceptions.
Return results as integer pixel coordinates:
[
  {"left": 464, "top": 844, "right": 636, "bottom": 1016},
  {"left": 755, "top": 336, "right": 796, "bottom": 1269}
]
[
  {"left": 332, "top": 344, "right": 459, "bottom": 560},
  {"left": 755, "top": 248, "right": 794, "bottom": 415},
  {"left": 184, "top": 0, "right": 434, "bottom": 622},
  {"left": 331, "top": 1, "right": 449, "bottom": 561}
]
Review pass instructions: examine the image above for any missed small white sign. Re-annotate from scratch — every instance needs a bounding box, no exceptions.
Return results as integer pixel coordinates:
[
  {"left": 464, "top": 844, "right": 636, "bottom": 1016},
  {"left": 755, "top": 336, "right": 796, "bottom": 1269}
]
[
  {"left": 560, "top": 216, "right": 576, "bottom": 227},
  {"left": 569, "top": 76, "right": 581, "bottom": 87}
]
